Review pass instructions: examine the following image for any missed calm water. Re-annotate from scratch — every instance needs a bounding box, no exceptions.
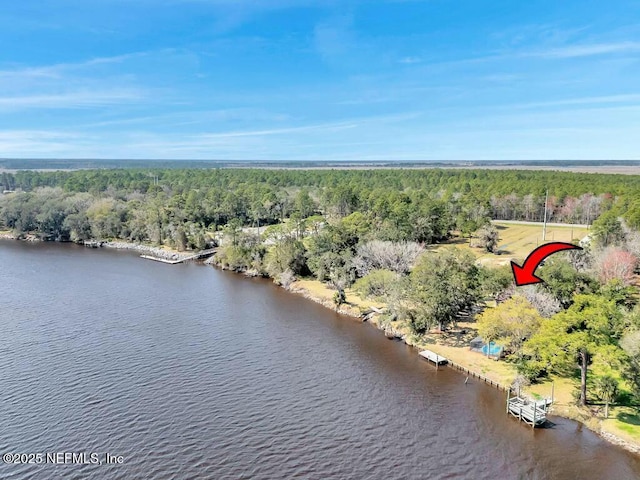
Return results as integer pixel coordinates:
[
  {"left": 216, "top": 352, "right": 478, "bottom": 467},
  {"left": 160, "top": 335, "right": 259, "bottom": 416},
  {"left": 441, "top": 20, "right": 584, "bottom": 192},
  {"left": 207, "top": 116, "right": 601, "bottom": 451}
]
[{"left": 1, "top": 241, "right": 639, "bottom": 480}]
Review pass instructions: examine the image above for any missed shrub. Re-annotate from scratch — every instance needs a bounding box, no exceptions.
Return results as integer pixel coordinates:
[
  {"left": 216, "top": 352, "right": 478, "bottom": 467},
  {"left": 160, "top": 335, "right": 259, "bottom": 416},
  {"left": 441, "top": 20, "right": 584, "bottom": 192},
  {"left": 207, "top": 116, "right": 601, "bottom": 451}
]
[
  {"left": 352, "top": 269, "right": 399, "bottom": 299},
  {"left": 517, "top": 359, "right": 546, "bottom": 383},
  {"left": 333, "top": 289, "right": 346, "bottom": 306}
]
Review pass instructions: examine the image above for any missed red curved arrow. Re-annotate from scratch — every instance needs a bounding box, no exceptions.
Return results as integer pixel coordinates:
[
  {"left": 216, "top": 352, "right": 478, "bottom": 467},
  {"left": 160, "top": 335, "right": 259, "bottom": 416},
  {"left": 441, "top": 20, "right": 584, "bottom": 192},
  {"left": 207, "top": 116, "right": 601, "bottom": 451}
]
[{"left": 511, "top": 242, "right": 582, "bottom": 286}]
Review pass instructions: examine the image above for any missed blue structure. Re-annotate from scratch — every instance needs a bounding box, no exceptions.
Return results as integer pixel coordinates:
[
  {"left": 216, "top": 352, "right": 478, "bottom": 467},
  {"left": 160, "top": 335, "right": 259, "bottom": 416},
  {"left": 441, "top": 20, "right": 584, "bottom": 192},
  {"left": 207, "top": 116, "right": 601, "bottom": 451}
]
[{"left": 470, "top": 336, "right": 504, "bottom": 357}]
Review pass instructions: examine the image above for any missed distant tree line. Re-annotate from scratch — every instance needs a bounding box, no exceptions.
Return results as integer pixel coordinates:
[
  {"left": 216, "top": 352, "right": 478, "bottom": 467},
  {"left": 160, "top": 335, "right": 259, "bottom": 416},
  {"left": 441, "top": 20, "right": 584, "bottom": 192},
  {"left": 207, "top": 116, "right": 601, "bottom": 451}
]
[
  {"left": 2, "top": 168, "right": 640, "bottom": 237},
  {"left": 2, "top": 168, "right": 640, "bottom": 249}
]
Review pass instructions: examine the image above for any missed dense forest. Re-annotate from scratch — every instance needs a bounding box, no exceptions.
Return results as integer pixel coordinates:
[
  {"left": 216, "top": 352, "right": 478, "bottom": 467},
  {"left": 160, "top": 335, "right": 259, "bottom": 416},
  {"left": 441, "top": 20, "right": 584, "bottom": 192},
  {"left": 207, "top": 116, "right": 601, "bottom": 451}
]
[
  {"left": 2, "top": 168, "right": 640, "bottom": 245},
  {"left": 2, "top": 167, "right": 640, "bottom": 411}
]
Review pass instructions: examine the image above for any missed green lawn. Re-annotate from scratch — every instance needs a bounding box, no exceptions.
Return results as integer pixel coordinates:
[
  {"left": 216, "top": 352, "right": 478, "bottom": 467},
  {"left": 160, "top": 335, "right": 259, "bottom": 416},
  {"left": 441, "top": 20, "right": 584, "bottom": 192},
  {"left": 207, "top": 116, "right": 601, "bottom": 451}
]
[{"left": 428, "top": 222, "right": 590, "bottom": 269}]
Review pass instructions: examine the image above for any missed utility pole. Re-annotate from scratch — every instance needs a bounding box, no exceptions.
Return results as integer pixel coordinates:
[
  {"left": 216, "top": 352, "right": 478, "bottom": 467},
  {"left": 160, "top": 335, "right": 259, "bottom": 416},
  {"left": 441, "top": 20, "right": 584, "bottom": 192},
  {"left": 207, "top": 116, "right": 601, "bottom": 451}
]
[{"left": 542, "top": 189, "right": 548, "bottom": 242}]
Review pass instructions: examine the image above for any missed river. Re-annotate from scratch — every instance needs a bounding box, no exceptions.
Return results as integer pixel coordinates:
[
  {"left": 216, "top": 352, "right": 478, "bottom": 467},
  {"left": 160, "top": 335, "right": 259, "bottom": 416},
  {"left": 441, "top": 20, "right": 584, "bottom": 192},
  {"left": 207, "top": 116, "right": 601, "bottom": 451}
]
[{"left": 1, "top": 241, "right": 639, "bottom": 479}]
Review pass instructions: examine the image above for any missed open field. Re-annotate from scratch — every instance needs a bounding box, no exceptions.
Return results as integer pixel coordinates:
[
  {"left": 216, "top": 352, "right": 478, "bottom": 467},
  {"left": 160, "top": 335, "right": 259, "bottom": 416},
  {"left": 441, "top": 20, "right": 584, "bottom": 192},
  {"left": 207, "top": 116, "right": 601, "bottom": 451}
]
[
  {"left": 492, "top": 221, "right": 589, "bottom": 260},
  {"left": 447, "top": 165, "right": 640, "bottom": 175},
  {"left": 2, "top": 160, "right": 639, "bottom": 174},
  {"left": 429, "top": 221, "right": 590, "bottom": 268}
]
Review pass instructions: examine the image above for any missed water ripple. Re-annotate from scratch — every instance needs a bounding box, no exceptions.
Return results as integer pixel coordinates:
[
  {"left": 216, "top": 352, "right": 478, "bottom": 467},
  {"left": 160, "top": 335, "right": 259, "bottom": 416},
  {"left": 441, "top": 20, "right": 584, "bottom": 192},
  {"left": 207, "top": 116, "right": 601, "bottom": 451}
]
[{"left": 0, "top": 242, "right": 639, "bottom": 479}]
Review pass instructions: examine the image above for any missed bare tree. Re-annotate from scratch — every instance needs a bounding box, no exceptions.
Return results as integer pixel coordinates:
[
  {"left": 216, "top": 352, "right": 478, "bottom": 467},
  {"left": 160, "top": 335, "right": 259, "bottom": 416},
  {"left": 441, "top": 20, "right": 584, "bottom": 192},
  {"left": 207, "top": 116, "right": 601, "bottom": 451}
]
[
  {"left": 621, "top": 221, "right": 640, "bottom": 261},
  {"left": 353, "top": 240, "right": 423, "bottom": 276},
  {"left": 277, "top": 269, "right": 296, "bottom": 290},
  {"left": 593, "top": 246, "right": 638, "bottom": 285},
  {"left": 520, "top": 285, "right": 561, "bottom": 318},
  {"left": 476, "top": 224, "right": 499, "bottom": 253}
]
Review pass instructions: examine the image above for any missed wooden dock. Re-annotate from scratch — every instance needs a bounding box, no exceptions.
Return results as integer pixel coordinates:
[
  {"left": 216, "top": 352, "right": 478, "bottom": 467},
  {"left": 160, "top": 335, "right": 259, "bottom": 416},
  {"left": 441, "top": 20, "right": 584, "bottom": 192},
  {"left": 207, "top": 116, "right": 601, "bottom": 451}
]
[
  {"left": 140, "top": 248, "right": 217, "bottom": 265},
  {"left": 506, "top": 393, "right": 552, "bottom": 427},
  {"left": 416, "top": 347, "right": 553, "bottom": 428},
  {"left": 419, "top": 350, "right": 448, "bottom": 366}
]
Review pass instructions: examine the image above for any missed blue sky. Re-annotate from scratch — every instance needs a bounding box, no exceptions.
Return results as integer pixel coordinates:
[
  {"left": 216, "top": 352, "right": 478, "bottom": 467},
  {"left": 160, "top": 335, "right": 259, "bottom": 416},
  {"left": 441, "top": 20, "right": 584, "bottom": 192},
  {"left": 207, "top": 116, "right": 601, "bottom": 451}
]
[{"left": 1, "top": 0, "right": 639, "bottom": 160}]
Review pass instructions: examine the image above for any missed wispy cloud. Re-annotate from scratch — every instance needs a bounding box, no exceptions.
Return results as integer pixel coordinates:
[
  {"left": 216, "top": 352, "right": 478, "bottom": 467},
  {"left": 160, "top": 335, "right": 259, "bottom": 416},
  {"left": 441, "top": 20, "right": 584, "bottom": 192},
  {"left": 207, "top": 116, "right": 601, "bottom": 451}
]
[
  {"left": 0, "top": 89, "right": 145, "bottom": 111},
  {"left": 198, "top": 122, "right": 356, "bottom": 139},
  {"left": 525, "top": 41, "right": 640, "bottom": 59},
  {"left": 82, "top": 108, "right": 292, "bottom": 129},
  {"left": 1, "top": 2, "right": 639, "bottom": 160},
  {"left": 512, "top": 94, "right": 640, "bottom": 109},
  {"left": 0, "top": 130, "right": 89, "bottom": 155},
  {"left": 0, "top": 51, "right": 152, "bottom": 79},
  {"left": 413, "top": 40, "right": 640, "bottom": 73},
  {"left": 0, "top": 111, "right": 423, "bottom": 158}
]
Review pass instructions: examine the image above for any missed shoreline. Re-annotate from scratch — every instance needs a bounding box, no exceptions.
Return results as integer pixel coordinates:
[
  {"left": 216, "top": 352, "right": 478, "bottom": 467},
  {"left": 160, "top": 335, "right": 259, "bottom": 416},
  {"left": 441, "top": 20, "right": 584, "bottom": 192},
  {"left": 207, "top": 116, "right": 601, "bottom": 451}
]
[
  {"left": 0, "top": 233, "right": 197, "bottom": 262},
  {"left": 101, "top": 241, "right": 195, "bottom": 262},
  {"left": 0, "top": 235, "right": 638, "bottom": 455},
  {"left": 246, "top": 268, "right": 640, "bottom": 456}
]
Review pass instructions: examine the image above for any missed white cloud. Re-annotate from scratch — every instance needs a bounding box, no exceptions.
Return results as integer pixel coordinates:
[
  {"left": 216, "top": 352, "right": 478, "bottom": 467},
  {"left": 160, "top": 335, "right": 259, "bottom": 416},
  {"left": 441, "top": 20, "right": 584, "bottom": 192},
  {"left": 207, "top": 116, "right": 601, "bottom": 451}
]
[
  {"left": 0, "top": 51, "right": 150, "bottom": 80},
  {"left": 0, "top": 90, "right": 145, "bottom": 111}
]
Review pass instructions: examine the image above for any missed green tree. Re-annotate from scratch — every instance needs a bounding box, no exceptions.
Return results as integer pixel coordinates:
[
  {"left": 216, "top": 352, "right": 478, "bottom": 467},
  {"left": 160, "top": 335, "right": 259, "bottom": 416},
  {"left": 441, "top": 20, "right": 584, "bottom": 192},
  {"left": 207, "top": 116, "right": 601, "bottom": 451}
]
[
  {"left": 620, "top": 330, "right": 640, "bottom": 403},
  {"left": 265, "top": 238, "right": 308, "bottom": 277},
  {"left": 333, "top": 288, "right": 346, "bottom": 306},
  {"left": 477, "top": 296, "right": 542, "bottom": 358},
  {"left": 293, "top": 188, "right": 316, "bottom": 219},
  {"left": 478, "top": 265, "right": 513, "bottom": 301},
  {"left": 523, "top": 295, "right": 624, "bottom": 406},
  {"left": 538, "top": 259, "right": 598, "bottom": 308},
  {"left": 408, "top": 249, "right": 480, "bottom": 333},
  {"left": 593, "top": 375, "right": 618, "bottom": 418},
  {"left": 353, "top": 269, "right": 399, "bottom": 299},
  {"left": 592, "top": 211, "right": 625, "bottom": 247}
]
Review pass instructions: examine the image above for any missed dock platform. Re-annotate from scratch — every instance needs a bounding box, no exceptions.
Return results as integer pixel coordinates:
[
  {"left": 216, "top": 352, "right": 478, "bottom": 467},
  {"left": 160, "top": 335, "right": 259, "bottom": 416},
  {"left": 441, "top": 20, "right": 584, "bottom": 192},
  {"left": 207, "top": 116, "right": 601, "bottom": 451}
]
[
  {"left": 419, "top": 350, "right": 448, "bottom": 366},
  {"left": 506, "top": 393, "right": 552, "bottom": 427}
]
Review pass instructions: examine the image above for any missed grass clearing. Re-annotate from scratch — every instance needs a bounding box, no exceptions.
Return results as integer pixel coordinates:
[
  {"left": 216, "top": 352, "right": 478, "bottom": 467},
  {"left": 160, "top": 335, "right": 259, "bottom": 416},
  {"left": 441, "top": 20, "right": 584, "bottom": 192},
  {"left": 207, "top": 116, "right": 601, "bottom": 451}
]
[
  {"left": 603, "top": 407, "right": 640, "bottom": 443},
  {"left": 428, "top": 221, "right": 590, "bottom": 269},
  {"left": 291, "top": 278, "right": 385, "bottom": 317}
]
